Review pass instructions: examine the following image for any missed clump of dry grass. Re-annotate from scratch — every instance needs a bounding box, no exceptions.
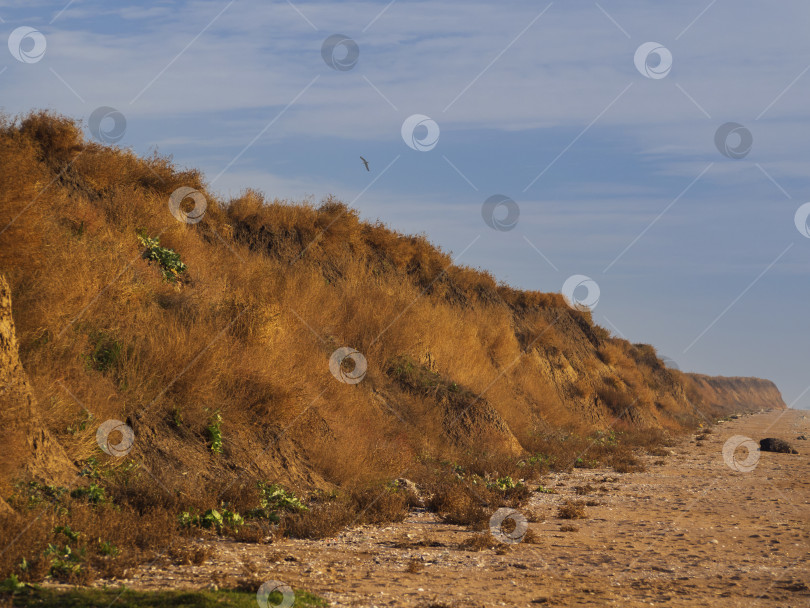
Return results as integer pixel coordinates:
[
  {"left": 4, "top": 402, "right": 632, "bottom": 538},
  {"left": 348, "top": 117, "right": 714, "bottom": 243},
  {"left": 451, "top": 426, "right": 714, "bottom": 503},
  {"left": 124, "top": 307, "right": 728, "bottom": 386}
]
[
  {"left": 557, "top": 500, "right": 587, "bottom": 520},
  {"left": 459, "top": 534, "right": 501, "bottom": 552},
  {"left": 523, "top": 508, "right": 544, "bottom": 523},
  {"left": 279, "top": 485, "right": 408, "bottom": 539},
  {"left": 429, "top": 484, "right": 491, "bottom": 530},
  {"left": 391, "top": 535, "right": 445, "bottom": 549},
  {"left": 280, "top": 500, "right": 353, "bottom": 540},
  {"left": 522, "top": 528, "right": 542, "bottom": 544},
  {"left": 560, "top": 524, "right": 578, "bottom": 532},
  {"left": 610, "top": 453, "right": 646, "bottom": 474},
  {"left": 168, "top": 545, "right": 211, "bottom": 566},
  {"left": 226, "top": 522, "right": 275, "bottom": 543},
  {"left": 350, "top": 486, "right": 409, "bottom": 525}
]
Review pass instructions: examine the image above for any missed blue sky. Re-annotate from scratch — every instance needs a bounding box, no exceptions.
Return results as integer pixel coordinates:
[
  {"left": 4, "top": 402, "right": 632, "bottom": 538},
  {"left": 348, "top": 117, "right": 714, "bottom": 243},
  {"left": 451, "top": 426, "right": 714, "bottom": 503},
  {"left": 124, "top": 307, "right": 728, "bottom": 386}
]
[{"left": 2, "top": 0, "right": 809, "bottom": 409}]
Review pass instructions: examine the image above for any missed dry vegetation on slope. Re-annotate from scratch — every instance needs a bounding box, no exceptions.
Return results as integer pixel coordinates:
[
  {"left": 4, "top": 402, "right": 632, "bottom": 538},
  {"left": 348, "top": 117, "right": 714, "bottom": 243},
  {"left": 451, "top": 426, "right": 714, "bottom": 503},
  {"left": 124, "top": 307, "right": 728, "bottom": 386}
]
[{"left": 0, "top": 112, "right": 785, "bottom": 584}]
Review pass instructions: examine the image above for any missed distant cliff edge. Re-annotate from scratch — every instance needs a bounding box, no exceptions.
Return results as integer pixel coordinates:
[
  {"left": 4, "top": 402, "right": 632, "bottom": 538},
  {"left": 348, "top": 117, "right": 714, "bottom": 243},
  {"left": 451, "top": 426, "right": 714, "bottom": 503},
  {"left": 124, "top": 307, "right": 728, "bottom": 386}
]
[{"left": 687, "top": 374, "right": 786, "bottom": 415}]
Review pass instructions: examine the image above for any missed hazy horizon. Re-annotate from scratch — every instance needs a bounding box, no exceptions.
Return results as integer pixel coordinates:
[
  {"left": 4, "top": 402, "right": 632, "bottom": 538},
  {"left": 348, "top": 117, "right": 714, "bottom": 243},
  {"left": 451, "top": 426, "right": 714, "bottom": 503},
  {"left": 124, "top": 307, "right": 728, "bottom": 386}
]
[{"left": 2, "top": 0, "right": 808, "bottom": 408}]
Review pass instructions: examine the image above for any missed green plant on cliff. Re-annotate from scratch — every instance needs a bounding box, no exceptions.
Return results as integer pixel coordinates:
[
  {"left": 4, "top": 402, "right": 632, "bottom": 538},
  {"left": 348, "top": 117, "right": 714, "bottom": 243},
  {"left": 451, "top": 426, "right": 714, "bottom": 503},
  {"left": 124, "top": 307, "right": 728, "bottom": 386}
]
[
  {"left": 248, "top": 482, "right": 308, "bottom": 520},
  {"left": 206, "top": 411, "right": 223, "bottom": 454},
  {"left": 178, "top": 507, "right": 244, "bottom": 534},
  {"left": 84, "top": 331, "right": 123, "bottom": 373},
  {"left": 136, "top": 231, "right": 187, "bottom": 283}
]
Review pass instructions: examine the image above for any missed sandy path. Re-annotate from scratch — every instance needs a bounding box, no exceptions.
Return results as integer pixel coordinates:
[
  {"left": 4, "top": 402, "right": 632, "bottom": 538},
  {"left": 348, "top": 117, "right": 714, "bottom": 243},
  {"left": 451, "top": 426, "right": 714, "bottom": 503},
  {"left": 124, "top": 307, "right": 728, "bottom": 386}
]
[{"left": 109, "top": 409, "right": 810, "bottom": 607}]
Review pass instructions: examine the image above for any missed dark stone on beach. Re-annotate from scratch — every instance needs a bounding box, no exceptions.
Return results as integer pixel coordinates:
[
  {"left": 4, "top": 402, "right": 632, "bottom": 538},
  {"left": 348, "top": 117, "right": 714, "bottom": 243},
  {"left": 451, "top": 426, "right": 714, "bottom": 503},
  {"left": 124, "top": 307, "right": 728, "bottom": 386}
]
[{"left": 759, "top": 438, "right": 798, "bottom": 454}]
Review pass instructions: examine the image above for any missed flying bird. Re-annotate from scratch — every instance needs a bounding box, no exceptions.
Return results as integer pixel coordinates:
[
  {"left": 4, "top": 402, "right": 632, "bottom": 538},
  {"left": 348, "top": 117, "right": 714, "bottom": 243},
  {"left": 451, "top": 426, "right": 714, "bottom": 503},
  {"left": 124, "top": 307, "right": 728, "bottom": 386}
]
[{"left": 360, "top": 156, "right": 370, "bottom": 171}]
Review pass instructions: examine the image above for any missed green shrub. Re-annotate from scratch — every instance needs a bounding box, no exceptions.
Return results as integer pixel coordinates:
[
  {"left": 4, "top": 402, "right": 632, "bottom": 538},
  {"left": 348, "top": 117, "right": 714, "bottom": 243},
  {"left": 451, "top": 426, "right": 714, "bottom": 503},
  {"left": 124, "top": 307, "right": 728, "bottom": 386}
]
[
  {"left": 13, "top": 481, "right": 69, "bottom": 511},
  {"left": 44, "top": 542, "right": 85, "bottom": 578},
  {"left": 136, "top": 231, "right": 187, "bottom": 283},
  {"left": 70, "top": 483, "right": 108, "bottom": 505},
  {"left": 178, "top": 507, "right": 244, "bottom": 534},
  {"left": 206, "top": 411, "right": 223, "bottom": 454},
  {"left": 248, "top": 482, "right": 307, "bottom": 521},
  {"left": 573, "top": 457, "right": 597, "bottom": 469},
  {"left": 0, "top": 574, "right": 25, "bottom": 593},
  {"left": 53, "top": 525, "right": 81, "bottom": 542},
  {"left": 97, "top": 540, "right": 120, "bottom": 557},
  {"left": 84, "top": 331, "right": 123, "bottom": 373},
  {"left": 487, "top": 476, "right": 522, "bottom": 491}
]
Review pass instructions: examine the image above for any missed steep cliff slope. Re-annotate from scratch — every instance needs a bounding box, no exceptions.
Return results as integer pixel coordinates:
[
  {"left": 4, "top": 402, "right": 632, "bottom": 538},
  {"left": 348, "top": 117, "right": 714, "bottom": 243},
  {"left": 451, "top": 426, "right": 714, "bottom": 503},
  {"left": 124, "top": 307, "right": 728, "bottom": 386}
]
[
  {"left": 0, "top": 112, "right": 785, "bottom": 498},
  {"left": 0, "top": 274, "right": 76, "bottom": 505},
  {"left": 687, "top": 374, "right": 785, "bottom": 416}
]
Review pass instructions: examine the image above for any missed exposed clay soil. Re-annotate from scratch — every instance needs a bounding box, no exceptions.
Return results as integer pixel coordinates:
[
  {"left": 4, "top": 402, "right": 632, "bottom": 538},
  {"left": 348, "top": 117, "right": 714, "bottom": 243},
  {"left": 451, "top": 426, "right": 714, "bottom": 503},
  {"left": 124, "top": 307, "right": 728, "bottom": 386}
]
[{"left": 96, "top": 409, "right": 809, "bottom": 607}]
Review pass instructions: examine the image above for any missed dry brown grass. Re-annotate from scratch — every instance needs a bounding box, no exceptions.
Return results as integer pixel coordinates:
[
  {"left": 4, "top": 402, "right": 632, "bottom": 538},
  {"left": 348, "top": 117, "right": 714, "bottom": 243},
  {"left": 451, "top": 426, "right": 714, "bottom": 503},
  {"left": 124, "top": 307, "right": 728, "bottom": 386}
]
[
  {"left": 168, "top": 545, "right": 211, "bottom": 566},
  {"left": 522, "top": 424, "right": 659, "bottom": 475},
  {"left": 458, "top": 534, "right": 500, "bottom": 552},
  {"left": 429, "top": 484, "right": 491, "bottom": 530},
  {"left": 280, "top": 500, "right": 354, "bottom": 540},
  {"left": 611, "top": 453, "right": 647, "bottom": 474},
  {"left": 0, "top": 495, "right": 179, "bottom": 584},
  {"left": 522, "top": 528, "right": 542, "bottom": 544},
  {"left": 278, "top": 486, "right": 408, "bottom": 539},
  {"left": 0, "top": 111, "right": 726, "bottom": 582},
  {"left": 350, "top": 486, "right": 410, "bottom": 525},
  {"left": 557, "top": 500, "right": 587, "bottom": 520},
  {"left": 523, "top": 508, "right": 545, "bottom": 523}
]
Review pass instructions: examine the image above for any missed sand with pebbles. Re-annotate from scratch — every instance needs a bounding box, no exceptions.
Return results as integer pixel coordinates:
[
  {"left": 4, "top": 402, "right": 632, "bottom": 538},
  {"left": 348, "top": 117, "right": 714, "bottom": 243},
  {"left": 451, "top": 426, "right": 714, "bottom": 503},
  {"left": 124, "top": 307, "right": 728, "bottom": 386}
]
[{"left": 99, "top": 408, "right": 810, "bottom": 607}]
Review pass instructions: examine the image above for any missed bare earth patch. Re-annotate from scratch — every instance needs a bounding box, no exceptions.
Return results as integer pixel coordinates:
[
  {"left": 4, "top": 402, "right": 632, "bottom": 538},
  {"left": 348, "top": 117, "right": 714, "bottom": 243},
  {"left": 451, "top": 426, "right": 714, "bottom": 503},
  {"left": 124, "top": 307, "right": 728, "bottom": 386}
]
[{"left": 93, "top": 410, "right": 810, "bottom": 607}]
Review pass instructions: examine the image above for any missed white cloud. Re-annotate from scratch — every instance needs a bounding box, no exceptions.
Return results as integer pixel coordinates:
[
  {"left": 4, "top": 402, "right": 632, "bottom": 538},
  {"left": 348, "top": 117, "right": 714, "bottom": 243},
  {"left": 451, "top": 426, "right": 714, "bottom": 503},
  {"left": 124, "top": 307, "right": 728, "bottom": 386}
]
[{"left": 5, "top": 1, "right": 809, "bottom": 144}]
